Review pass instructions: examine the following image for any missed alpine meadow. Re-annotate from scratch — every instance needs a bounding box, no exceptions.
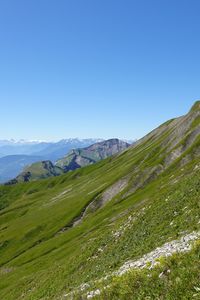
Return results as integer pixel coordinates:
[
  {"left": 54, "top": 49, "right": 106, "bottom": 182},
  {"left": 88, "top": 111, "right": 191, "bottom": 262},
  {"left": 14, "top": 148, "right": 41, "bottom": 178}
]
[
  {"left": 0, "top": 102, "right": 200, "bottom": 299},
  {"left": 1, "top": 1, "right": 200, "bottom": 299}
]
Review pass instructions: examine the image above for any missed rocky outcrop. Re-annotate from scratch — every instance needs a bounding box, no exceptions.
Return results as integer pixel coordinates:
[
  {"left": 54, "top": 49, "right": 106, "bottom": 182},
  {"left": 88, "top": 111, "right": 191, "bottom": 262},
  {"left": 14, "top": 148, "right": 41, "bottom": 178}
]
[
  {"left": 65, "top": 231, "right": 200, "bottom": 299},
  {"left": 56, "top": 139, "right": 130, "bottom": 171},
  {"left": 116, "top": 231, "right": 200, "bottom": 275}
]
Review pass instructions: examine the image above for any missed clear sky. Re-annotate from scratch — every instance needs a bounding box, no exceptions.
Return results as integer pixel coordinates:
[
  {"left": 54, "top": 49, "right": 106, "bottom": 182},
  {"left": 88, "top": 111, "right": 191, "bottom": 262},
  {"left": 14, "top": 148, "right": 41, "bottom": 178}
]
[{"left": 0, "top": 0, "right": 200, "bottom": 141}]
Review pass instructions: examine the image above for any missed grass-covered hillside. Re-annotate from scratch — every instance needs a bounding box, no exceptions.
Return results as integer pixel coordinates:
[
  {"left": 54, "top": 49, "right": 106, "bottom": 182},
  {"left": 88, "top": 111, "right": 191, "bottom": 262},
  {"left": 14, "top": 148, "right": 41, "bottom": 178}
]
[
  {"left": 14, "top": 160, "right": 64, "bottom": 183},
  {"left": 0, "top": 102, "right": 199, "bottom": 300}
]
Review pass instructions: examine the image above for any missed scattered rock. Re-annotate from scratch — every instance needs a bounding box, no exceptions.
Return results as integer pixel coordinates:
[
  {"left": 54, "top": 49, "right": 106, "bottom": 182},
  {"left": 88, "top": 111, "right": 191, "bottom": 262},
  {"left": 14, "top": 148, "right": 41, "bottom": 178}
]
[
  {"left": 116, "top": 231, "right": 200, "bottom": 276},
  {"left": 87, "top": 289, "right": 101, "bottom": 299},
  {"left": 64, "top": 231, "right": 200, "bottom": 299}
]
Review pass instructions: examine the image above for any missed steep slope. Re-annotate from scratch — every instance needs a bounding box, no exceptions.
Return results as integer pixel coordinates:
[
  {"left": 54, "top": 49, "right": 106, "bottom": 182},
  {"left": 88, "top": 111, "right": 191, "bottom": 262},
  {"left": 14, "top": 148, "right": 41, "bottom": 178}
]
[
  {"left": 0, "top": 102, "right": 199, "bottom": 300},
  {"left": 0, "top": 155, "right": 43, "bottom": 183},
  {"left": 56, "top": 139, "right": 130, "bottom": 171}
]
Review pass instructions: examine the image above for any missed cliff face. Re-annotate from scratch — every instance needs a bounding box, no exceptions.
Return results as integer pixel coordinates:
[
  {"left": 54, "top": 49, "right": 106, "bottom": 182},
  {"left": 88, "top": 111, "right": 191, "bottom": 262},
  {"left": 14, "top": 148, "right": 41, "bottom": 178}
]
[{"left": 56, "top": 138, "right": 130, "bottom": 171}]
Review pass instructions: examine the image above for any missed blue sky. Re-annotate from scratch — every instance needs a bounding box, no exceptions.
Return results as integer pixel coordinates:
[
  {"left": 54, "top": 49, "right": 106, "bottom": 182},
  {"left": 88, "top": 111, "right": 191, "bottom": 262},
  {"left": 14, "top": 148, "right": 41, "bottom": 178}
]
[{"left": 0, "top": 0, "right": 199, "bottom": 141}]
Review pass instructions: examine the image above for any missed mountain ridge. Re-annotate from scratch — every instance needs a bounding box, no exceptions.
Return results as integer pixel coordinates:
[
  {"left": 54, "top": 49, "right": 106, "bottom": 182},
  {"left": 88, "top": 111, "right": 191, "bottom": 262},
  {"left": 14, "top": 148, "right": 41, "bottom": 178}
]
[
  {"left": 8, "top": 139, "right": 130, "bottom": 183},
  {"left": 0, "top": 139, "right": 108, "bottom": 183},
  {"left": 56, "top": 138, "right": 130, "bottom": 172}
]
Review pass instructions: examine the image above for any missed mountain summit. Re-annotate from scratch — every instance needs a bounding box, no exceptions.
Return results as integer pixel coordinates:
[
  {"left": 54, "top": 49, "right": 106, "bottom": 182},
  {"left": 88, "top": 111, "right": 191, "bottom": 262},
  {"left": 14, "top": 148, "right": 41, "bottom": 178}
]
[{"left": 56, "top": 138, "right": 130, "bottom": 171}]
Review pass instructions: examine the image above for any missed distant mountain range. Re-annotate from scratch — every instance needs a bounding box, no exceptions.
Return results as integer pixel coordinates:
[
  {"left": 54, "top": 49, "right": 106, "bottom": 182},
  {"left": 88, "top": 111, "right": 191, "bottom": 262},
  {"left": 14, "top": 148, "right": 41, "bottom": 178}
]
[
  {"left": 0, "top": 139, "right": 105, "bottom": 183},
  {"left": 7, "top": 139, "right": 130, "bottom": 183},
  {"left": 0, "top": 139, "right": 104, "bottom": 159},
  {"left": 0, "top": 155, "right": 43, "bottom": 183}
]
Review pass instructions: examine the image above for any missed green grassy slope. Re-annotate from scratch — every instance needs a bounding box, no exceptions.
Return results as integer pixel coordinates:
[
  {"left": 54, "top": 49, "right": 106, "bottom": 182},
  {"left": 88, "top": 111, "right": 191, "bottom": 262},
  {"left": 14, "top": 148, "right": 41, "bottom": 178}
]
[
  {"left": 14, "top": 160, "right": 64, "bottom": 183},
  {"left": 0, "top": 102, "right": 199, "bottom": 299},
  {"left": 90, "top": 241, "right": 200, "bottom": 300}
]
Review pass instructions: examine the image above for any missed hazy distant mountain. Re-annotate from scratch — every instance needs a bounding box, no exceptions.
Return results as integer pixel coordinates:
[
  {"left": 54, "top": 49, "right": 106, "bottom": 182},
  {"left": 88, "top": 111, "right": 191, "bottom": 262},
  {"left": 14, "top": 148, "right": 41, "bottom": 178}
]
[
  {"left": 0, "top": 139, "right": 104, "bottom": 160},
  {"left": 31, "top": 139, "right": 104, "bottom": 161},
  {"left": 0, "top": 155, "right": 42, "bottom": 183},
  {"left": 0, "top": 139, "right": 104, "bottom": 183},
  {"left": 0, "top": 141, "right": 51, "bottom": 158},
  {"left": 8, "top": 139, "right": 130, "bottom": 183}
]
